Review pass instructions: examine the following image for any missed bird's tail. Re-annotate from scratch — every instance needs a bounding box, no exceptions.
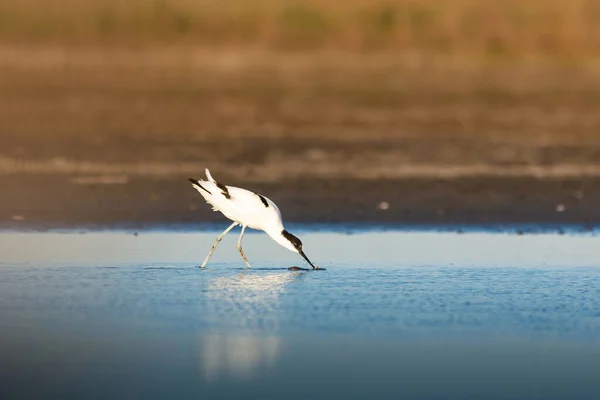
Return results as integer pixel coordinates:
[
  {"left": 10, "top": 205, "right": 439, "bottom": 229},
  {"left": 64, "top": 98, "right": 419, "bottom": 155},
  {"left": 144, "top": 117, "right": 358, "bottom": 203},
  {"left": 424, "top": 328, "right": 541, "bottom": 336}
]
[
  {"left": 188, "top": 178, "right": 211, "bottom": 195},
  {"left": 205, "top": 168, "right": 215, "bottom": 183}
]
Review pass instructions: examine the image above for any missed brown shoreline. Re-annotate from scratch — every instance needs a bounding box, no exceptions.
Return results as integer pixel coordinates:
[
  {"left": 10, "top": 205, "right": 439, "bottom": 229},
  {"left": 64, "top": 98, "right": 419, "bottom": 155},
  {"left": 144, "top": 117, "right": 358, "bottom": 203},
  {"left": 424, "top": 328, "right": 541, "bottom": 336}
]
[
  {"left": 2, "top": 47, "right": 600, "bottom": 231},
  {"left": 2, "top": 174, "right": 599, "bottom": 231}
]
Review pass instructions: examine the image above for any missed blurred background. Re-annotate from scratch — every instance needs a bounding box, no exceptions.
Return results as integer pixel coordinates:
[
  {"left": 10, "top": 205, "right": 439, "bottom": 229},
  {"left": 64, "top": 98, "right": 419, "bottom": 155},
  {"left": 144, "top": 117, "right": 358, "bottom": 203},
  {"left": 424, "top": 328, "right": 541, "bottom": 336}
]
[{"left": 1, "top": 0, "right": 600, "bottom": 228}]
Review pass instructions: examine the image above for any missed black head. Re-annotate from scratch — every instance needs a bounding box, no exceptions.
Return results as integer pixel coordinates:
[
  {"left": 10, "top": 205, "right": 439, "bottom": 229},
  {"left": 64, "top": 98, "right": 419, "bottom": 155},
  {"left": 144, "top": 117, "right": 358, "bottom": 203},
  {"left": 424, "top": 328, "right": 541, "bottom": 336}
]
[
  {"left": 282, "top": 229, "right": 318, "bottom": 269},
  {"left": 282, "top": 229, "right": 302, "bottom": 251}
]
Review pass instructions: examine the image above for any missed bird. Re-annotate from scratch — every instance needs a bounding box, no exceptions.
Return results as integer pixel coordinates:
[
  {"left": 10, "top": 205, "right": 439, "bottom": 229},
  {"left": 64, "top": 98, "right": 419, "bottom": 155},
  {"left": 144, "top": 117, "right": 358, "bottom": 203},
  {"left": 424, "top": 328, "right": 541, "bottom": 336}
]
[{"left": 188, "top": 168, "right": 319, "bottom": 270}]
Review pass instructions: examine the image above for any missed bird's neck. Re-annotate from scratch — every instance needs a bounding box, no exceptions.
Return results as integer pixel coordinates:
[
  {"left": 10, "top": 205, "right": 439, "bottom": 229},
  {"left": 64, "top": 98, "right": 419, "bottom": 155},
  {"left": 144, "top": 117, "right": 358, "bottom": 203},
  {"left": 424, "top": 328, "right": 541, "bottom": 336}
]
[{"left": 266, "top": 228, "right": 296, "bottom": 253}]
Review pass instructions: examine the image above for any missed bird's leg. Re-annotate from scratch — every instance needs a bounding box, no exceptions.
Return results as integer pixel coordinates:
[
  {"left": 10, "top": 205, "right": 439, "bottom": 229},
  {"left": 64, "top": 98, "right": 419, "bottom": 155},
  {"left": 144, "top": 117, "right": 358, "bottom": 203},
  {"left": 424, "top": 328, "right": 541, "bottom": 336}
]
[
  {"left": 200, "top": 222, "right": 238, "bottom": 268},
  {"left": 236, "top": 225, "right": 252, "bottom": 269}
]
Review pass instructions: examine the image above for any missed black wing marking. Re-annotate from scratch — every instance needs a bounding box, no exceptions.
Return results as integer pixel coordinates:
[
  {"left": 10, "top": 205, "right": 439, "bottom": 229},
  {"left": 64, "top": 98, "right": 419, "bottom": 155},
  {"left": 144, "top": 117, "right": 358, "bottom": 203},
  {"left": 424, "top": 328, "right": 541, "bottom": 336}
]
[
  {"left": 256, "top": 193, "right": 269, "bottom": 208},
  {"left": 188, "top": 178, "right": 211, "bottom": 195},
  {"left": 215, "top": 181, "right": 231, "bottom": 199}
]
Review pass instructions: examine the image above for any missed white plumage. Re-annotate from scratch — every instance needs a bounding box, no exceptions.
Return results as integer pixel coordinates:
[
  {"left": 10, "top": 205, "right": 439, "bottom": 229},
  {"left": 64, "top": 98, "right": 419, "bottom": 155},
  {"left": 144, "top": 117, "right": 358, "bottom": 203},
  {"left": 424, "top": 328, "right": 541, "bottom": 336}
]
[{"left": 189, "top": 168, "right": 318, "bottom": 269}]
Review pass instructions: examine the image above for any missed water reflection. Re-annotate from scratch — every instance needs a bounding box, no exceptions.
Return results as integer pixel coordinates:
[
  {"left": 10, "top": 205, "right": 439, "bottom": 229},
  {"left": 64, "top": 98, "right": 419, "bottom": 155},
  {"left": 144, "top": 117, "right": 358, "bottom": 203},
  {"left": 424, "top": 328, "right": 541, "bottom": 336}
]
[
  {"left": 200, "top": 271, "right": 302, "bottom": 379},
  {"left": 204, "top": 270, "right": 302, "bottom": 331},
  {"left": 207, "top": 270, "right": 301, "bottom": 302},
  {"left": 200, "top": 334, "right": 280, "bottom": 381}
]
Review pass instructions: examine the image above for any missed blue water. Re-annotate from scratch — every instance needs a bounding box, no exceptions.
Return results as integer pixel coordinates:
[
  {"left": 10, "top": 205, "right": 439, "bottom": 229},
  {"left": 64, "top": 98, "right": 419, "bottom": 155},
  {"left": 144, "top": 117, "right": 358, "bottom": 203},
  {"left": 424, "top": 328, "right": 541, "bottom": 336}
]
[{"left": 1, "top": 230, "right": 600, "bottom": 399}]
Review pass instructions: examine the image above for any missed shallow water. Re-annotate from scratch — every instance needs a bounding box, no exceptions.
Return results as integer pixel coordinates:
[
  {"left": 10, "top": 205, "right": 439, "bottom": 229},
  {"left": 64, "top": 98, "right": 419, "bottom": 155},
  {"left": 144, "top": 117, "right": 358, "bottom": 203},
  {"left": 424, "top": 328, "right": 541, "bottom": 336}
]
[{"left": 1, "top": 230, "right": 600, "bottom": 399}]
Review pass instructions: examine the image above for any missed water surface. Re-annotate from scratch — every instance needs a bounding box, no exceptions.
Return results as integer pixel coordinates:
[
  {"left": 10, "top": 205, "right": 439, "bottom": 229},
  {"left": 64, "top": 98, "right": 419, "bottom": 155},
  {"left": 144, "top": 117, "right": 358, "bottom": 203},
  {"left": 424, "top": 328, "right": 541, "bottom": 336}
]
[{"left": 1, "top": 230, "right": 600, "bottom": 399}]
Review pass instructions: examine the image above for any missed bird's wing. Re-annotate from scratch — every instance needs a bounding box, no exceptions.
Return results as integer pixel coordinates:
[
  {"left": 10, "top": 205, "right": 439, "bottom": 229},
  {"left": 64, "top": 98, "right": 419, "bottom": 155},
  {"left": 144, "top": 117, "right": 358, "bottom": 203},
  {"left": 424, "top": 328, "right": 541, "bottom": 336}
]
[
  {"left": 227, "top": 187, "right": 282, "bottom": 216},
  {"left": 196, "top": 169, "right": 282, "bottom": 217}
]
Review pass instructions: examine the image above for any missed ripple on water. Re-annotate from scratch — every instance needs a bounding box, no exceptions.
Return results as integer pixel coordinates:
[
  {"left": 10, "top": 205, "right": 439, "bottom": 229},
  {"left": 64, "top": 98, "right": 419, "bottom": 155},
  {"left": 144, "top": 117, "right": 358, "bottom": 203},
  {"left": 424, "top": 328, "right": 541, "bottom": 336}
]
[{"left": 1, "top": 231, "right": 600, "bottom": 399}]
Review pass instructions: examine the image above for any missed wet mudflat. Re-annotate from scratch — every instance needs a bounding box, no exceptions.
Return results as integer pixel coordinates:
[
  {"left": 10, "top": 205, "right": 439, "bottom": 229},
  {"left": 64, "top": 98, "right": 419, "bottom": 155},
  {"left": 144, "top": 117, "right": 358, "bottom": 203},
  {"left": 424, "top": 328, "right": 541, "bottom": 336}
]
[
  {"left": 3, "top": 175, "right": 600, "bottom": 229},
  {"left": 1, "top": 229, "right": 600, "bottom": 399}
]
